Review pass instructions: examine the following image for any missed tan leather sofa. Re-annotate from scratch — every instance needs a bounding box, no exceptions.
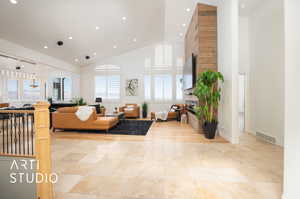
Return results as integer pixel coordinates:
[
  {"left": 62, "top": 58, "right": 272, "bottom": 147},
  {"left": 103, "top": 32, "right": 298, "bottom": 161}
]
[
  {"left": 119, "top": 104, "right": 140, "bottom": 118},
  {"left": 52, "top": 107, "right": 118, "bottom": 132},
  {"left": 0, "top": 103, "right": 9, "bottom": 108}
]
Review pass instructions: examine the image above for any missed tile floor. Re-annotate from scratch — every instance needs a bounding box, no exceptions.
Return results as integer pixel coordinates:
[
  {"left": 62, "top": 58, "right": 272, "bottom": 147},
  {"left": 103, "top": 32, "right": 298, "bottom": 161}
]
[{"left": 52, "top": 121, "right": 283, "bottom": 199}]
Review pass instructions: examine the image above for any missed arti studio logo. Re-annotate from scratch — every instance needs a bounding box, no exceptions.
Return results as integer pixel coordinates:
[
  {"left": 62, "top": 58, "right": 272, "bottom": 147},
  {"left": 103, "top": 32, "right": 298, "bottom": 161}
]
[{"left": 9, "top": 159, "right": 58, "bottom": 184}]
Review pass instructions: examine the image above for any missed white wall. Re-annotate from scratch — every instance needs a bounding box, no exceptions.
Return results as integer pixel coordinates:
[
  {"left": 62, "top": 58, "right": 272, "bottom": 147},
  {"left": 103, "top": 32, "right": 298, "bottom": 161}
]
[
  {"left": 245, "top": 0, "right": 285, "bottom": 146},
  {"left": 81, "top": 41, "right": 184, "bottom": 113},
  {"left": 217, "top": 0, "right": 240, "bottom": 144},
  {"left": 283, "top": 0, "right": 300, "bottom": 198},
  {"left": 0, "top": 38, "right": 80, "bottom": 105}
]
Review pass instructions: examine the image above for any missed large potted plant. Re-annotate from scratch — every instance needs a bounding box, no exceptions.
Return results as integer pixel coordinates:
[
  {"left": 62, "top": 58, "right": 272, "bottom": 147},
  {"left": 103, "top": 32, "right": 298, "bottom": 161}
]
[
  {"left": 193, "top": 70, "right": 224, "bottom": 139},
  {"left": 142, "top": 102, "right": 148, "bottom": 118}
]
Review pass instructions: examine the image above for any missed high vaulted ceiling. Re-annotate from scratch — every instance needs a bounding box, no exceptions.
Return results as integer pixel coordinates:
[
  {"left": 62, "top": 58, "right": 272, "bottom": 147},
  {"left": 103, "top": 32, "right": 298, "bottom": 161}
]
[
  {"left": 0, "top": 0, "right": 165, "bottom": 66},
  {"left": 0, "top": 0, "right": 220, "bottom": 67}
]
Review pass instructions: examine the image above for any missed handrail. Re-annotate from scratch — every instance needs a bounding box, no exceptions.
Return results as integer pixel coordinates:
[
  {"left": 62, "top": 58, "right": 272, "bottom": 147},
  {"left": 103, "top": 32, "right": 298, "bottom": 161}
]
[
  {"left": 0, "top": 110, "right": 34, "bottom": 114},
  {"left": 0, "top": 102, "right": 53, "bottom": 199}
]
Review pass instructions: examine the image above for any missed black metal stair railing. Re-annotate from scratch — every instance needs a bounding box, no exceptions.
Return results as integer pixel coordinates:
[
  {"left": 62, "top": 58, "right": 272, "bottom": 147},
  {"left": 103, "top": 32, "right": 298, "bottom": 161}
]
[{"left": 0, "top": 110, "right": 35, "bottom": 156}]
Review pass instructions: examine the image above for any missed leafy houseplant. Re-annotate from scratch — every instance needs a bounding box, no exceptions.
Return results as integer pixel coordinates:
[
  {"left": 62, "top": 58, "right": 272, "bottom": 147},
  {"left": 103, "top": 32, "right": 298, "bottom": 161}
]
[
  {"left": 193, "top": 70, "right": 224, "bottom": 139},
  {"left": 142, "top": 102, "right": 148, "bottom": 118},
  {"left": 73, "top": 97, "right": 87, "bottom": 106}
]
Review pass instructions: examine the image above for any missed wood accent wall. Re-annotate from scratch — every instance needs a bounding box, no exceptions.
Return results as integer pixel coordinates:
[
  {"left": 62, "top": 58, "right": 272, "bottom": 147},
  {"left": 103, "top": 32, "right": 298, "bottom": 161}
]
[
  {"left": 185, "top": 3, "right": 218, "bottom": 74},
  {"left": 184, "top": 4, "right": 218, "bottom": 132}
]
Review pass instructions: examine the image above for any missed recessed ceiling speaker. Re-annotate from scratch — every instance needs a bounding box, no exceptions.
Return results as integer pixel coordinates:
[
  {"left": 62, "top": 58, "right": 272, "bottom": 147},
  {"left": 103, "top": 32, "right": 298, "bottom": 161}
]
[
  {"left": 57, "top": 41, "right": 64, "bottom": 46},
  {"left": 85, "top": 56, "right": 90, "bottom": 60}
]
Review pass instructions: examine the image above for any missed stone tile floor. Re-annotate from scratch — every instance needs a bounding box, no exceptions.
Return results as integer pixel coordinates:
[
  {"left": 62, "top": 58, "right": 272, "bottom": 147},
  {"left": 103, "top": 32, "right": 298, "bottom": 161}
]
[{"left": 52, "top": 121, "right": 283, "bottom": 199}]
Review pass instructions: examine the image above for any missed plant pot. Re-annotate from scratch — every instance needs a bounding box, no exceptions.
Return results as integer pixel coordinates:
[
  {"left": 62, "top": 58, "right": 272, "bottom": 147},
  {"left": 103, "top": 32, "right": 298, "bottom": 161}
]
[
  {"left": 142, "top": 111, "right": 147, "bottom": 118},
  {"left": 202, "top": 121, "right": 218, "bottom": 139}
]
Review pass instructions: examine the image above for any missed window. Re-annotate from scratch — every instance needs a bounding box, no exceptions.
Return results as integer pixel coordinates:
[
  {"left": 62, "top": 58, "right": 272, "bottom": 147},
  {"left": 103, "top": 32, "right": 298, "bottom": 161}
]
[
  {"left": 144, "top": 75, "right": 151, "bottom": 100},
  {"left": 23, "top": 80, "right": 41, "bottom": 100},
  {"left": 7, "top": 79, "right": 18, "bottom": 100},
  {"left": 176, "top": 75, "right": 183, "bottom": 100},
  {"left": 63, "top": 77, "right": 72, "bottom": 101},
  {"left": 154, "top": 75, "right": 172, "bottom": 101},
  {"left": 95, "top": 75, "right": 120, "bottom": 100},
  {"left": 52, "top": 77, "right": 72, "bottom": 101}
]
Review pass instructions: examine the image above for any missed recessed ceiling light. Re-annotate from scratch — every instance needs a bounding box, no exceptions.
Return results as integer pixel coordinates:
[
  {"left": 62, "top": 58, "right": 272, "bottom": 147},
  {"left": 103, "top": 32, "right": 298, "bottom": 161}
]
[
  {"left": 44, "top": 46, "right": 48, "bottom": 49},
  {"left": 93, "top": 52, "right": 97, "bottom": 56},
  {"left": 133, "top": 38, "right": 137, "bottom": 42},
  {"left": 122, "top": 17, "right": 127, "bottom": 21},
  {"left": 68, "top": 36, "right": 73, "bottom": 40},
  {"left": 186, "top": 8, "right": 191, "bottom": 12},
  {"left": 10, "top": 0, "right": 18, "bottom": 4},
  {"left": 75, "top": 58, "right": 79, "bottom": 62},
  {"left": 182, "top": 23, "right": 186, "bottom": 27},
  {"left": 240, "top": 3, "right": 246, "bottom": 9},
  {"left": 113, "top": 45, "right": 117, "bottom": 49},
  {"left": 179, "top": 33, "right": 183, "bottom": 37},
  {"left": 95, "top": 26, "right": 100, "bottom": 30}
]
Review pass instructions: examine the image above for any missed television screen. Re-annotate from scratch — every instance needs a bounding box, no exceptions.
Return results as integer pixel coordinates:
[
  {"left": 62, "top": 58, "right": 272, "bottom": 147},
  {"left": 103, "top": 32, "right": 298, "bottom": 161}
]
[{"left": 183, "top": 55, "right": 196, "bottom": 90}]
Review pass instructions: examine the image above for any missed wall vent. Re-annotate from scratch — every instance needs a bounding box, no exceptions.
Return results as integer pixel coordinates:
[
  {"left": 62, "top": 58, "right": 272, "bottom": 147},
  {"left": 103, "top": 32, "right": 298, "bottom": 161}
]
[{"left": 256, "top": 132, "right": 276, "bottom": 144}]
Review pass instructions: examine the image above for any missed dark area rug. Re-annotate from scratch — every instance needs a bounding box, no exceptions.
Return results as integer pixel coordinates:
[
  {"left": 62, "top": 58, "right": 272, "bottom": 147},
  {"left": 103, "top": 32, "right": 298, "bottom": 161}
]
[
  {"left": 61, "top": 120, "right": 153, "bottom": 136},
  {"left": 108, "top": 120, "right": 153, "bottom": 136}
]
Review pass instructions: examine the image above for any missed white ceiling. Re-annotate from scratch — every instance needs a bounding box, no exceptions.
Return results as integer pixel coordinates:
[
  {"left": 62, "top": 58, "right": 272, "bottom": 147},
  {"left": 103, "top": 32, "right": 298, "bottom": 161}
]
[
  {"left": 0, "top": 0, "right": 222, "bottom": 67},
  {"left": 0, "top": 0, "right": 165, "bottom": 66},
  {"left": 165, "top": 0, "right": 219, "bottom": 42}
]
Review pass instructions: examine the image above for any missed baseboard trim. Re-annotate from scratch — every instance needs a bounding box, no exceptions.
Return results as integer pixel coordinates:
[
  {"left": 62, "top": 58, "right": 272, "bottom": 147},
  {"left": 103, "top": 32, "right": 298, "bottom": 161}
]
[{"left": 282, "top": 193, "right": 286, "bottom": 199}]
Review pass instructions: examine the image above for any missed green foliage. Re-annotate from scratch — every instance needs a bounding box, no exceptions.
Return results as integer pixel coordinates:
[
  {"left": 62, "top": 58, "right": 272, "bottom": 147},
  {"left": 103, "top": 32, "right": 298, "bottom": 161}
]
[
  {"left": 142, "top": 102, "right": 148, "bottom": 112},
  {"left": 73, "top": 97, "right": 87, "bottom": 106},
  {"left": 193, "top": 70, "right": 224, "bottom": 123}
]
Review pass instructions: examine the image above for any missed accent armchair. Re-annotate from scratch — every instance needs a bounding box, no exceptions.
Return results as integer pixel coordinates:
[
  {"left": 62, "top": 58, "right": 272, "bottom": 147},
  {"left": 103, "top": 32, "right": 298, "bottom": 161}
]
[{"left": 119, "top": 104, "right": 140, "bottom": 118}]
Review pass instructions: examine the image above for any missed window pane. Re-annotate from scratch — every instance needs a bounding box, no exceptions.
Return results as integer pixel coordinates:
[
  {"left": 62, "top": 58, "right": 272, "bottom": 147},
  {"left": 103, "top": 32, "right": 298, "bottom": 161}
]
[
  {"left": 164, "top": 75, "right": 172, "bottom": 100},
  {"left": 154, "top": 75, "right": 172, "bottom": 101},
  {"left": 95, "top": 75, "right": 120, "bottom": 100},
  {"left": 95, "top": 76, "right": 107, "bottom": 98},
  {"left": 23, "top": 80, "right": 41, "bottom": 100},
  {"left": 53, "top": 78, "right": 62, "bottom": 101},
  {"left": 7, "top": 79, "right": 18, "bottom": 100},
  {"left": 63, "top": 77, "right": 72, "bottom": 101},
  {"left": 176, "top": 75, "right": 183, "bottom": 100},
  {"left": 107, "top": 75, "right": 120, "bottom": 99},
  {"left": 144, "top": 75, "right": 151, "bottom": 100}
]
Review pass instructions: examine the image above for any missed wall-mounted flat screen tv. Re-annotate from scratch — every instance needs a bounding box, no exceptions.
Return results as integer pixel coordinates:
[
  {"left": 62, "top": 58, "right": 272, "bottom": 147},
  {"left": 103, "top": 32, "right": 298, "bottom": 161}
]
[{"left": 183, "top": 54, "right": 197, "bottom": 90}]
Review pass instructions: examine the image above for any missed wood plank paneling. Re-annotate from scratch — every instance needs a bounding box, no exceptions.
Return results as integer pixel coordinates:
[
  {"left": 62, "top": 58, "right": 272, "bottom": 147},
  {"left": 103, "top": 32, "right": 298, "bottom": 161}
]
[
  {"left": 185, "top": 3, "right": 218, "bottom": 79},
  {"left": 184, "top": 4, "right": 218, "bottom": 130}
]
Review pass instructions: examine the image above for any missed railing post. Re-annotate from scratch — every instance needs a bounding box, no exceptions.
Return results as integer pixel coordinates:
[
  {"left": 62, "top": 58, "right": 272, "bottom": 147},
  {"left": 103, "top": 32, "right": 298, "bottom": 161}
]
[{"left": 33, "top": 102, "right": 53, "bottom": 199}]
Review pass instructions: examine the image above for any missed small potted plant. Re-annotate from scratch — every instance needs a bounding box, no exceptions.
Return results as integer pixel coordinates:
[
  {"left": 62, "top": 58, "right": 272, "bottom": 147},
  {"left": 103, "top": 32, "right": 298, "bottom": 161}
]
[
  {"left": 193, "top": 70, "right": 224, "bottom": 139},
  {"left": 142, "top": 102, "right": 148, "bottom": 118},
  {"left": 100, "top": 105, "right": 106, "bottom": 115}
]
